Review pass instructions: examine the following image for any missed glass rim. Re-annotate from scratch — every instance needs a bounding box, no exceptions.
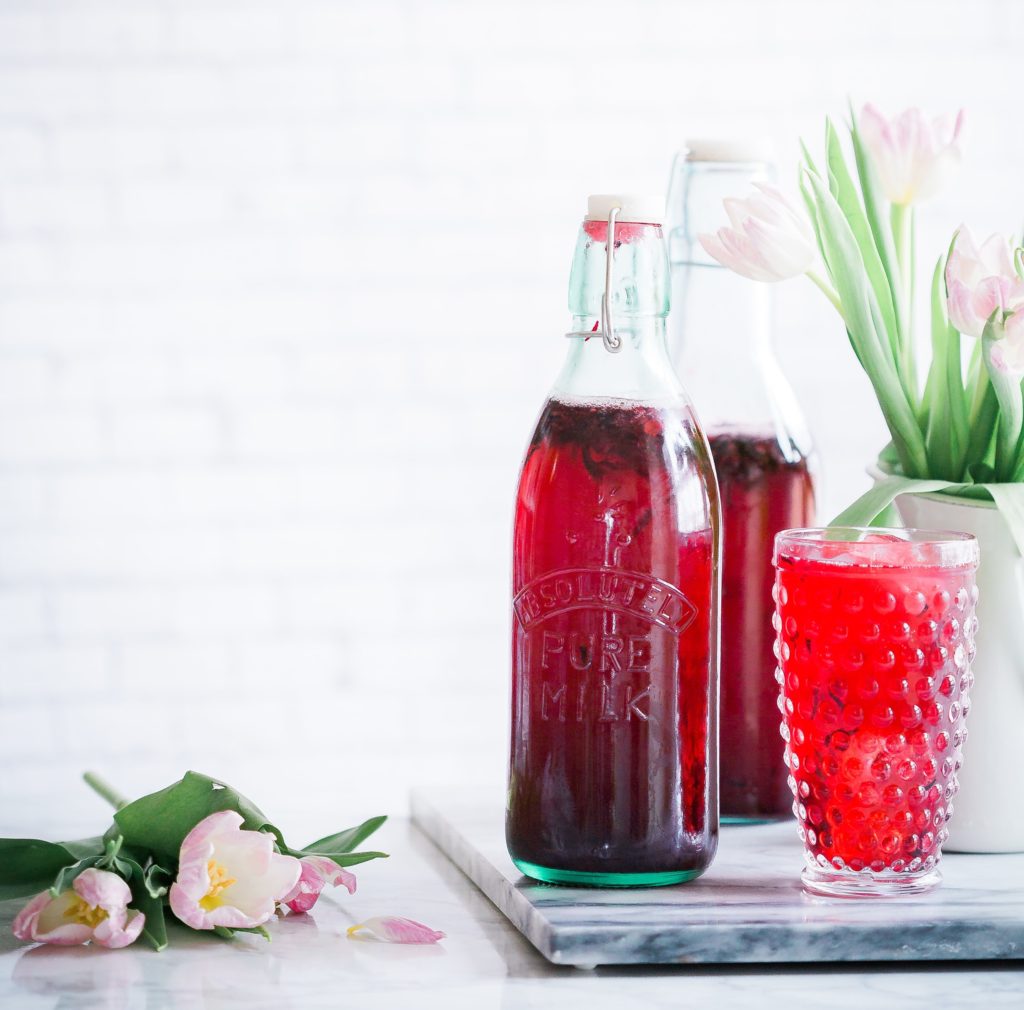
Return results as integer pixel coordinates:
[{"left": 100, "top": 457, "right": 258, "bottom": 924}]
[{"left": 774, "top": 527, "right": 979, "bottom": 569}]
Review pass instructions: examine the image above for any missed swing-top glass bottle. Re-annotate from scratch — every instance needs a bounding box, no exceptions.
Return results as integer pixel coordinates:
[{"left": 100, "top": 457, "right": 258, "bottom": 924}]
[{"left": 507, "top": 194, "right": 720, "bottom": 886}]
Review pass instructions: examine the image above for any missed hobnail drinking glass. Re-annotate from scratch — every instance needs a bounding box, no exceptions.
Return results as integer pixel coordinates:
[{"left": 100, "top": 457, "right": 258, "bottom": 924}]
[{"left": 773, "top": 528, "right": 979, "bottom": 897}]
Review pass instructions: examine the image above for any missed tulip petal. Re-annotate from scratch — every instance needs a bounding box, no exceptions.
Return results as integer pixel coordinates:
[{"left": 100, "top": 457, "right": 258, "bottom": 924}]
[
  {"left": 304, "top": 856, "right": 357, "bottom": 896},
  {"left": 93, "top": 909, "right": 146, "bottom": 950},
  {"left": 223, "top": 850, "right": 300, "bottom": 921},
  {"left": 347, "top": 916, "right": 445, "bottom": 945},
  {"left": 947, "top": 279, "right": 983, "bottom": 338},
  {"left": 174, "top": 810, "right": 245, "bottom": 902},
  {"left": 995, "top": 312, "right": 1024, "bottom": 376},
  {"left": 74, "top": 867, "right": 132, "bottom": 919},
  {"left": 979, "top": 232, "right": 1016, "bottom": 278},
  {"left": 12, "top": 891, "right": 93, "bottom": 947},
  {"left": 282, "top": 855, "right": 358, "bottom": 914}
]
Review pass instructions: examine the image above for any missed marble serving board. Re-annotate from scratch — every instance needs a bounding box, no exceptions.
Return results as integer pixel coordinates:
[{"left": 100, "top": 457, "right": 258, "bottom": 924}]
[{"left": 410, "top": 790, "right": 1024, "bottom": 968}]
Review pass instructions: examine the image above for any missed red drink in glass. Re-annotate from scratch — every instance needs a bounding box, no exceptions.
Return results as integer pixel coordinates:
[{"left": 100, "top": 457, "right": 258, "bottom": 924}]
[
  {"left": 710, "top": 431, "right": 815, "bottom": 820},
  {"left": 508, "top": 396, "right": 717, "bottom": 885},
  {"left": 773, "top": 528, "right": 979, "bottom": 897}
]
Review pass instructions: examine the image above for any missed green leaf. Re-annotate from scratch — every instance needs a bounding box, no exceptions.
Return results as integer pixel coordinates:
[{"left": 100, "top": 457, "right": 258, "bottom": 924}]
[
  {"left": 61, "top": 837, "right": 108, "bottom": 860},
  {"left": 213, "top": 924, "right": 270, "bottom": 942},
  {"left": 296, "top": 816, "right": 387, "bottom": 856},
  {"left": 800, "top": 137, "right": 821, "bottom": 178},
  {"left": 830, "top": 476, "right": 959, "bottom": 527},
  {"left": 804, "top": 171, "right": 928, "bottom": 476},
  {"left": 285, "top": 816, "right": 389, "bottom": 870},
  {"left": 137, "top": 896, "right": 168, "bottom": 952},
  {"left": 934, "top": 235, "right": 971, "bottom": 477},
  {"left": 985, "top": 483, "right": 1024, "bottom": 555},
  {"left": 965, "top": 378, "right": 998, "bottom": 468},
  {"left": 875, "top": 441, "right": 898, "bottom": 468},
  {"left": 945, "top": 329, "right": 968, "bottom": 474},
  {"left": 0, "top": 838, "right": 104, "bottom": 901},
  {"left": 924, "top": 256, "right": 956, "bottom": 478},
  {"left": 968, "top": 461, "right": 997, "bottom": 484},
  {"left": 299, "top": 849, "right": 389, "bottom": 868},
  {"left": 873, "top": 502, "right": 903, "bottom": 527},
  {"left": 849, "top": 101, "right": 902, "bottom": 320},
  {"left": 981, "top": 325, "right": 1024, "bottom": 480},
  {"left": 142, "top": 861, "right": 171, "bottom": 899},
  {"left": 113, "top": 771, "right": 287, "bottom": 865},
  {"left": 118, "top": 854, "right": 169, "bottom": 952},
  {"left": 833, "top": 465, "right": 1024, "bottom": 560},
  {"left": 825, "top": 118, "right": 900, "bottom": 366}
]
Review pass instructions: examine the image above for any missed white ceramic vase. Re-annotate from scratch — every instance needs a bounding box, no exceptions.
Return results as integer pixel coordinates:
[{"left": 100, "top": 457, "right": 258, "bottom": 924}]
[{"left": 889, "top": 488, "right": 1024, "bottom": 852}]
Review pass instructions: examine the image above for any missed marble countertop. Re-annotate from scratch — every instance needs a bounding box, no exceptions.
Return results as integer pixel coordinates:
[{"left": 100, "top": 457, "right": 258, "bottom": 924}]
[{"left": 2, "top": 812, "right": 1023, "bottom": 1009}]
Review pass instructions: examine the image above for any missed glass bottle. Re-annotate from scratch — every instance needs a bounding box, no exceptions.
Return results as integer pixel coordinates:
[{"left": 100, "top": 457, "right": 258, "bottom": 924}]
[
  {"left": 507, "top": 194, "right": 720, "bottom": 887},
  {"left": 666, "top": 142, "right": 817, "bottom": 823}
]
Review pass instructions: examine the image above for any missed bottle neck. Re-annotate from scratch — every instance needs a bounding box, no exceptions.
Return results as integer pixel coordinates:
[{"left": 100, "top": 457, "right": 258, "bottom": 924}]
[
  {"left": 670, "top": 263, "right": 773, "bottom": 362},
  {"left": 665, "top": 158, "right": 807, "bottom": 445},
  {"left": 666, "top": 157, "right": 776, "bottom": 361},
  {"left": 554, "top": 317, "right": 683, "bottom": 402},
  {"left": 558, "top": 218, "right": 684, "bottom": 403}
]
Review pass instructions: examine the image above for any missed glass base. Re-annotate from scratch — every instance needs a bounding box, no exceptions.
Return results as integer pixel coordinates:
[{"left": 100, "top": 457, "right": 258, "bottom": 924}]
[
  {"left": 801, "top": 865, "right": 942, "bottom": 898},
  {"left": 513, "top": 858, "right": 702, "bottom": 888}
]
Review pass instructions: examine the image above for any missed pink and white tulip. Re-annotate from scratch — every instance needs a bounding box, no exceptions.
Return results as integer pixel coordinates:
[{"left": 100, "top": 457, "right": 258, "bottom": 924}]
[
  {"left": 13, "top": 868, "right": 144, "bottom": 949},
  {"left": 945, "top": 227, "right": 1024, "bottom": 339},
  {"left": 280, "top": 855, "right": 356, "bottom": 914},
  {"left": 168, "top": 810, "right": 301, "bottom": 931},
  {"left": 347, "top": 915, "right": 445, "bottom": 945},
  {"left": 698, "top": 183, "right": 816, "bottom": 282},
  {"left": 858, "top": 104, "right": 964, "bottom": 206}
]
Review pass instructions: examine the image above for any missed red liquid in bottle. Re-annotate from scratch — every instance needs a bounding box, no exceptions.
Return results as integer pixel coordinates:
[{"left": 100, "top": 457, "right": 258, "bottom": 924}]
[
  {"left": 508, "top": 396, "right": 717, "bottom": 882},
  {"left": 775, "top": 549, "right": 976, "bottom": 872},
  {"left": 709, "top": 431, "right": 815, "bottom": 820}
]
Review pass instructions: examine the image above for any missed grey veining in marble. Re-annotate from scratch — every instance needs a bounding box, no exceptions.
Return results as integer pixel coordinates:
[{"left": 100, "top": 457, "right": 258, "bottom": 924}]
[{"left": 410, "top": 790, "right": 1024, "bottom": 968}]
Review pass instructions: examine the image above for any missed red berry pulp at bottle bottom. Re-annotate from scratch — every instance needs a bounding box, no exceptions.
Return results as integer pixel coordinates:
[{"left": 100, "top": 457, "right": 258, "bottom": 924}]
[
  {"left": 710, "top": 431, "right": 815, "bottom": 821},
  {"left": 774, "top": 549, "right": 977, "bottom": 881},
  {"left": 508, "top": 396, "right": 718, "bottom": 886}
]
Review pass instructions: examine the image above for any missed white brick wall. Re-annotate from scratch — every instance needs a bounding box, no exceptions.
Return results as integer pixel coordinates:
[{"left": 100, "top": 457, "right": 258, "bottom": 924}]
[{"left": 0, "top": 0, "right": 1018, "bottom": 821}]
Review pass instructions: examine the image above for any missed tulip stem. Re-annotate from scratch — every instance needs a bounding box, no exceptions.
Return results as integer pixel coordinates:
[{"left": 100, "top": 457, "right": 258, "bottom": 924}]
[
  {"left": 806, "top": 270, "right": 846, "bottom": 321},
  {"left": 891, "top": 204, "right": 919, "bottom": 404},
  {"left": 83, "top": 771, "right": 129, "bottom": 811}
]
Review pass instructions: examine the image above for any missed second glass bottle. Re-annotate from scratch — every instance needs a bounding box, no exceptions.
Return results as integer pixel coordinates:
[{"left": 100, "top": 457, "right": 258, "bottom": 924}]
[{"left": 667, "top": 143, "right": 817, "bottom": 822}]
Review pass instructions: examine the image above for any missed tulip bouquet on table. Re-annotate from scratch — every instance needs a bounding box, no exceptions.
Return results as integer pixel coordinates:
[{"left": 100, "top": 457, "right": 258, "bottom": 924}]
[
  {"left": 701, "top": 103, "right": 1024, "bottom": 545},
  {"left": 2, "top": 771, "right": 444, "bottom": 951}
]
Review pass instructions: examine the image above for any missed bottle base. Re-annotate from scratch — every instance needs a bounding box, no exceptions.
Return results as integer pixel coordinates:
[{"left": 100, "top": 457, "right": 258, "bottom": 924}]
[
  {"left": 721, "top": 813, "right": 790, "bottom": 826},
  {"left": 512, "top": 858, "right": 703, "bottom": 888}
]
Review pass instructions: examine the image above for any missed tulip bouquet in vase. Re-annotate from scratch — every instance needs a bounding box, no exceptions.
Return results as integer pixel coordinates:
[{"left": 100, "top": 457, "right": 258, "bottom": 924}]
[{"left": 703, "top": 103, "right": 1024, "bottom": 852}]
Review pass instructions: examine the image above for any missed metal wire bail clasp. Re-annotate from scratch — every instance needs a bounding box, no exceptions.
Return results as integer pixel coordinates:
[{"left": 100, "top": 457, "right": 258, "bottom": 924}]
[
  {"left": 565, "top": 205, "right": 622, "bottom": 353},
  {"left": 599, "top": 206, "right": 622, "bottom": 353}
]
